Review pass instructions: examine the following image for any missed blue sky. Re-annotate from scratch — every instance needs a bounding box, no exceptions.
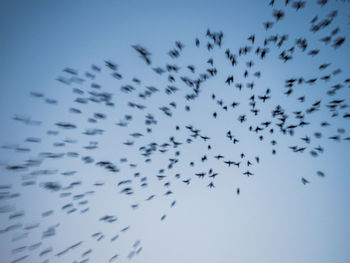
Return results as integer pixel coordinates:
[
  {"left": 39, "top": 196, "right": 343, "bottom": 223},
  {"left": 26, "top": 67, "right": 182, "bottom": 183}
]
[{"left": 0, "top": 1, "right": 350, "bottom": 262}]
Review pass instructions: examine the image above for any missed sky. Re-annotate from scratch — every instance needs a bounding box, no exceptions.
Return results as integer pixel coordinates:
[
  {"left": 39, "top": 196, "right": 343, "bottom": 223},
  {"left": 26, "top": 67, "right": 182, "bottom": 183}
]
[{"left": 0, "top": 0, "right": 350, "bottom": 263}]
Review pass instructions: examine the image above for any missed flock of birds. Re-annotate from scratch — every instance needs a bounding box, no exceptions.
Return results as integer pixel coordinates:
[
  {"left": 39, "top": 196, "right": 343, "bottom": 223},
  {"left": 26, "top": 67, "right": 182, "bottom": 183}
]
[{"left": 1, "top": 0, "right": 350, "bottom": 262}]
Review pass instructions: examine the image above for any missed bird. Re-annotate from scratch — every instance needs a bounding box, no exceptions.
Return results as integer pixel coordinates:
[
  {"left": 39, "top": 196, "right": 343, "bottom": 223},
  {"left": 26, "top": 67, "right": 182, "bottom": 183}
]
[{"left": 1, "top": 3, "right": 349, "bottom": 262}]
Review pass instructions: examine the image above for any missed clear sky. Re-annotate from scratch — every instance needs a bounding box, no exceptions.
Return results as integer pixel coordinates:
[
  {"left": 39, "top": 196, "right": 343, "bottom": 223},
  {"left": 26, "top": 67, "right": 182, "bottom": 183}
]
[{"left": 0, "top": 1, "right": 350, "bottom": 263}]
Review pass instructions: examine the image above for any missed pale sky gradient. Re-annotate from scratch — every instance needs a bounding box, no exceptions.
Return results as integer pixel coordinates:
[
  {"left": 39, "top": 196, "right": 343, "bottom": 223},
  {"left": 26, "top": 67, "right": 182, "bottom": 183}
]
[{"left": 0, "top": 1, "right": 350, "bottom": 263}]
